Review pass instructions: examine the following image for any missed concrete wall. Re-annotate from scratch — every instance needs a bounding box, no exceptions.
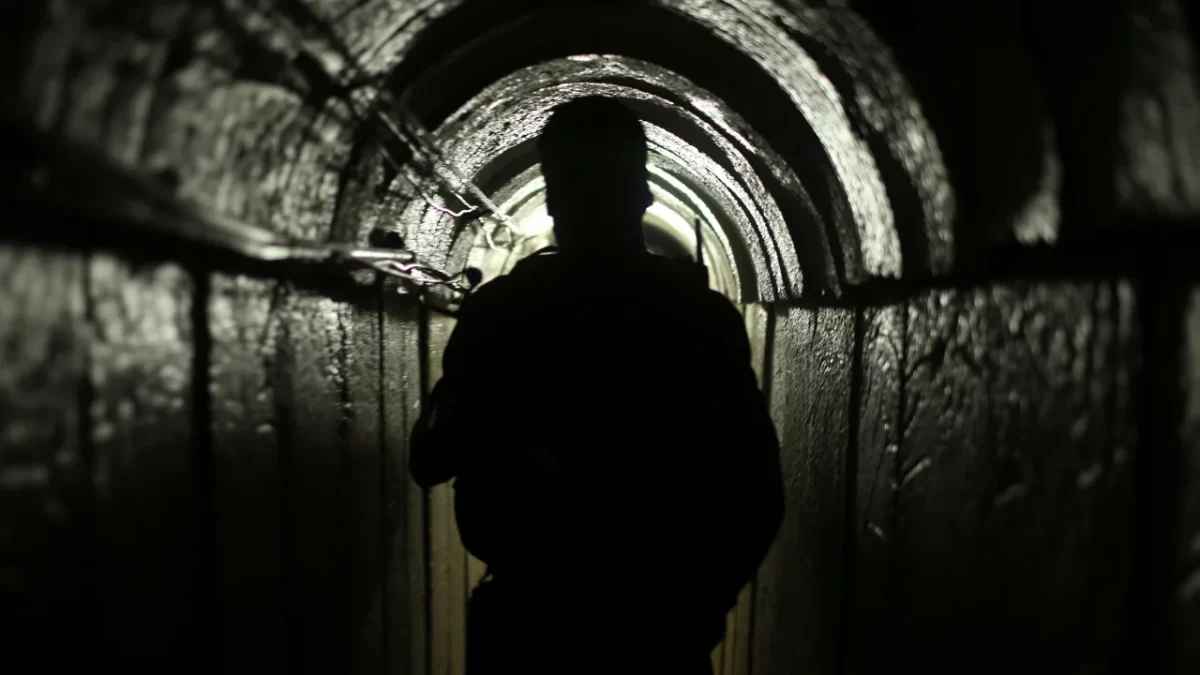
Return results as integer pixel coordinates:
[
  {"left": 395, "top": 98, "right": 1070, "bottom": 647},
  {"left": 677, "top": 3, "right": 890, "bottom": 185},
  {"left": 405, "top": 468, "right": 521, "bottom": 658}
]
[{"left": 754, "top": 285, "right": 1141, "bottom": 674}]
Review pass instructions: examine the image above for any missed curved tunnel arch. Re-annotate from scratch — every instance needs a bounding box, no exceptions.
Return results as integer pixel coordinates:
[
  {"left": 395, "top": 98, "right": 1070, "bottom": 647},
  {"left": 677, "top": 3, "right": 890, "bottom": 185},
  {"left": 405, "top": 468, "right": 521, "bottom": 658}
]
[
  {"left": 400, "top": 71, "right": 797, "bottom": 302},
  {"left": 468, "top": 156, "right": 746, "bottom": 301},
  {"left": 351, "top": 0, "right": 954, "bottom": 294}
]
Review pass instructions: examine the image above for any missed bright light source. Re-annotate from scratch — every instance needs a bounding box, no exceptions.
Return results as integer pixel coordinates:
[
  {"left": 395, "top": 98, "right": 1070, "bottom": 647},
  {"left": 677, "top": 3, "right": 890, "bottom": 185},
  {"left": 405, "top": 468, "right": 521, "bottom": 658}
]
[
  {"left": 466, "top": 165, "right": 740, "bottom": 301},
  {"left": 522, "top": 207, "right": 556, "bottom": 238}
]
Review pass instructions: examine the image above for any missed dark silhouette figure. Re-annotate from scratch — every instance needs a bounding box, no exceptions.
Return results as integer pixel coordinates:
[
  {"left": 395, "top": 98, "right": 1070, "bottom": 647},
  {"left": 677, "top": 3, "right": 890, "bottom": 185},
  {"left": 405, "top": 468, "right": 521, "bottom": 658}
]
[{"left": 410, "top": 96, "right": 784, "bottom": 674}]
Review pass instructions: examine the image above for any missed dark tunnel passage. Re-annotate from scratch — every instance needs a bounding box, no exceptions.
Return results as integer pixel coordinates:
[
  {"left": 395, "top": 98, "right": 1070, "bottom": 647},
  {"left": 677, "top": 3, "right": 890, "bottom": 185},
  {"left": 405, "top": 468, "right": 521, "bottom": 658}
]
[{"left": 3, "top": 1, "right": 1200, "bottom": 674}]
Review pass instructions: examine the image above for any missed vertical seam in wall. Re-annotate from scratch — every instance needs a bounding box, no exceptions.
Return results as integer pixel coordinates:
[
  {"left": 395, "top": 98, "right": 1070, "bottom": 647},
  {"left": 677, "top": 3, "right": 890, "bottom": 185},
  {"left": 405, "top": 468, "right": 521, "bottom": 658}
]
[
  {"left": 1128, "top": 266, "right": 1158, "bottom": 672},
  {"left": 417, "top": 303, "right": 434, "bottom": 675},
  {"left": 889, "top": 294, "right": 908, "bottom": 656},
  {"left": 77, "top": 251, "right": 99, "bottom": 666},
  {"left": 188, "top": 265, "right": 217, "bottom": 675},
  {"left": 747, "top": 303, "right": 778, "bottom": 675},
  {"left": 1126, "top": 258, "right": 1184, "bottom": 672},
  {"left": 376, "top": 281, "right": 390, "bottom": 675},
  {"left": 1102, "top": 279, "right": 1130, "bottom": 665},
  {"left": 275, "top": 282, "right": 298, "bottom": 671},
  {"left": 1082, "top": 280, "right": 1117, "bottom": 668},
  {"left": 335, "top": 301, "right": 354, "bottom": 651},
  {"left": 893, "top": 298, "right": 908, "bottom": 517},
  {"left": 837, "top": 303, "right": 865, "bottom": 675}
]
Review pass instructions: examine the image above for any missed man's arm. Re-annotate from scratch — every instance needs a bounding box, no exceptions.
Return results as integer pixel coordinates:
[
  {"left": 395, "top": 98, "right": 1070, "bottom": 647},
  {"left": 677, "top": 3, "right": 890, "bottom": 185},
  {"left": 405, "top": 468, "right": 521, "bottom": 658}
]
[
  {"left": 409, "top": 379, "right": 462, "bottom": 488},
  {"left": 708, "top": 298, "right": 785, "bottom": 600},
  {"left": 728, "top": 356, "right": 785, "bottom": 581},
  {"left": 408, "top": 290, "right": 493, "bottom": 489}
]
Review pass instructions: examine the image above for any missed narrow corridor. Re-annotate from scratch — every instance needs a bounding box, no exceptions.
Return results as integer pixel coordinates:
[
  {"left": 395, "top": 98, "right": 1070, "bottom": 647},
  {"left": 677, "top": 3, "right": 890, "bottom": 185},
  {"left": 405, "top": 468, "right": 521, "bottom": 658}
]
[{"left": 2, "top": 1, "right": 1199, "bottom": 673}]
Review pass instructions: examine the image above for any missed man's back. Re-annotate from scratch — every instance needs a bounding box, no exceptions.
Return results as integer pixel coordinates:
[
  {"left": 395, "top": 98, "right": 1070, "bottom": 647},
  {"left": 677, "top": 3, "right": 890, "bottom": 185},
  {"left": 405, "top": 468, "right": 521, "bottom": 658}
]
[
  {"left": 410, "top": 94, "right": 782, "bottom": 674},
  {"left": 417, "top": 251, "right": 782, "bottom": 651}
]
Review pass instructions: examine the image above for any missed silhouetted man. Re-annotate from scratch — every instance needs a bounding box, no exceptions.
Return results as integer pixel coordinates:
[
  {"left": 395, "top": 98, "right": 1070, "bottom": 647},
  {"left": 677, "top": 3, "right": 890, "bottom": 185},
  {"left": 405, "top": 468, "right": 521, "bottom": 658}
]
[{"left": 410, "top": 96, "right": 784, "bottom": 675}]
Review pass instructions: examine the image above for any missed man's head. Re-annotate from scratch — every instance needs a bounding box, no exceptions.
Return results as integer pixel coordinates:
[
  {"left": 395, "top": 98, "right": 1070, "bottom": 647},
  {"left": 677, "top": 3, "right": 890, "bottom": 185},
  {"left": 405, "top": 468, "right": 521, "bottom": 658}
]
[{"left": 537, "top": 96, "right": 653, "bottom": 254}]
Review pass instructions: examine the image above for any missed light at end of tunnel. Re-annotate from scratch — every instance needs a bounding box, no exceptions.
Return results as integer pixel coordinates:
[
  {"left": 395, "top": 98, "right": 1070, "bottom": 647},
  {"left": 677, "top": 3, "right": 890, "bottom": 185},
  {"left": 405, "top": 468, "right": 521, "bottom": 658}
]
[
  {"left": 473, "top": 164, "right": 739, "bottom": 299},
  {"left": 522, "top": 208, "right": 556, "bottom": 238}
]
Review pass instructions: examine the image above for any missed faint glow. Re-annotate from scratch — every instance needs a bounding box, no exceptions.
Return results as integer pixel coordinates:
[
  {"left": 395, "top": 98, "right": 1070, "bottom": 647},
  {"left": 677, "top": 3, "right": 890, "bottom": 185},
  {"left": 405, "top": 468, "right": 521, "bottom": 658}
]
[
  {"left": 468, "top": 164, "right": 742, "bottom": 301},
  {"left": 521, "top": 208, "right": 556, "bottom": 238},
  {"left": 466, "top": 179, "right": 556, "bottom": 282},
  {"left": 503, "top": 173, "right": 547, "bottom": 209},
  {"left": 646, "top": 164, "right": 733, "bottom": 263},
  {"left": 645, "top": 200, "right": 695, "bottom": 246},
  {"left": 1013, "top": 125, "right": 1061, "bottom": 245}
]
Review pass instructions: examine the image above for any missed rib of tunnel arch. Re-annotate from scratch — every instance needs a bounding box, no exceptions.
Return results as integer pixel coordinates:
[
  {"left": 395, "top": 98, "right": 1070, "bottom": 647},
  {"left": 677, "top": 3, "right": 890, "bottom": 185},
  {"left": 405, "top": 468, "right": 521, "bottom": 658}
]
[{"left": 394, "top": 65, "right": 833, "bottom": 303}]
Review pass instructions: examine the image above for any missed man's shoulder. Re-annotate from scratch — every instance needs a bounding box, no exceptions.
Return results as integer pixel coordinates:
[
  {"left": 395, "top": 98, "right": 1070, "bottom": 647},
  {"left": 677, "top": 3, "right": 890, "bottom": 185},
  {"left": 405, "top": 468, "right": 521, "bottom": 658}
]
[
  {"left": 464, "top": 251, "right": 738, "bottom": 318},
  {"left": 507, "top": 249, "right": 564, "bottom": 280},
  {"left": 476, "top": 254, "right": 559, "bottom": 299},
  {"left": 643, "top": 258, "right": 739, "bottom": 312},
  {"left": 457, "top": 255, "right": 557, "bottom": 315}
]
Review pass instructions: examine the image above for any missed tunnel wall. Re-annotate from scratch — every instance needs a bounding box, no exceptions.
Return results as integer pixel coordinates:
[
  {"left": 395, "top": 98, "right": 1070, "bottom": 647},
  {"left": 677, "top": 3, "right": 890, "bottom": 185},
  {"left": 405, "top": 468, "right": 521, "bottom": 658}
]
[
  {"left": 3, "top": 1, "right": 1200, "bottom": 675},
  {"left": 1, "top": 245, "right": 421, "bottom": 673},
  {"left": 754, "top": 286, "right": 1141, "bottom": 674},
  {"left": 2, "top": 1, "right": 420, "bottom": 672},
  {"left": 749, "top": 1, "right": 1200, "bottom": 672}
]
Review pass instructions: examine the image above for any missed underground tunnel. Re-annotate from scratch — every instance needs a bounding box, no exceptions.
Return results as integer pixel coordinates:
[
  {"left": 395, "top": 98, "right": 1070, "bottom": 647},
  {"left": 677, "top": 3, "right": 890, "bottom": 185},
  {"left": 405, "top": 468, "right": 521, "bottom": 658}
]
[{"left": 2, "top": 1, "right": 1200, "bottom": 673}]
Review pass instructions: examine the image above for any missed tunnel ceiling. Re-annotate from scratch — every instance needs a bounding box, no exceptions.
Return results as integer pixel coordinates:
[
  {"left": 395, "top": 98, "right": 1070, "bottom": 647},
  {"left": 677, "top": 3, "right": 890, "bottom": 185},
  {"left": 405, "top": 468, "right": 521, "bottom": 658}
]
[
  {"left": 12, "top": 0, "right": 1200, "bottom": 298},
  {"left": 363, "top": 0, "right": 956, "bottom": 290},
  {"left": 399, "top": 60, "right": 811, "bottom": 302},
  {"left": 30, "top": 0, "right": 1200, "bottom": 300},
  {"left": 9, "top": 0, "right": 976, "bottom": 302}
]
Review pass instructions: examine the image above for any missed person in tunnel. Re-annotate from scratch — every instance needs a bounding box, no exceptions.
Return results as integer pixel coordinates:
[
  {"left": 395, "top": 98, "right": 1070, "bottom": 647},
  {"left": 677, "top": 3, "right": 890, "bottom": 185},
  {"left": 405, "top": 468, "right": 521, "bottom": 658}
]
[{"left": 409, "top": 96, "right": 784, "bottom": 675}]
